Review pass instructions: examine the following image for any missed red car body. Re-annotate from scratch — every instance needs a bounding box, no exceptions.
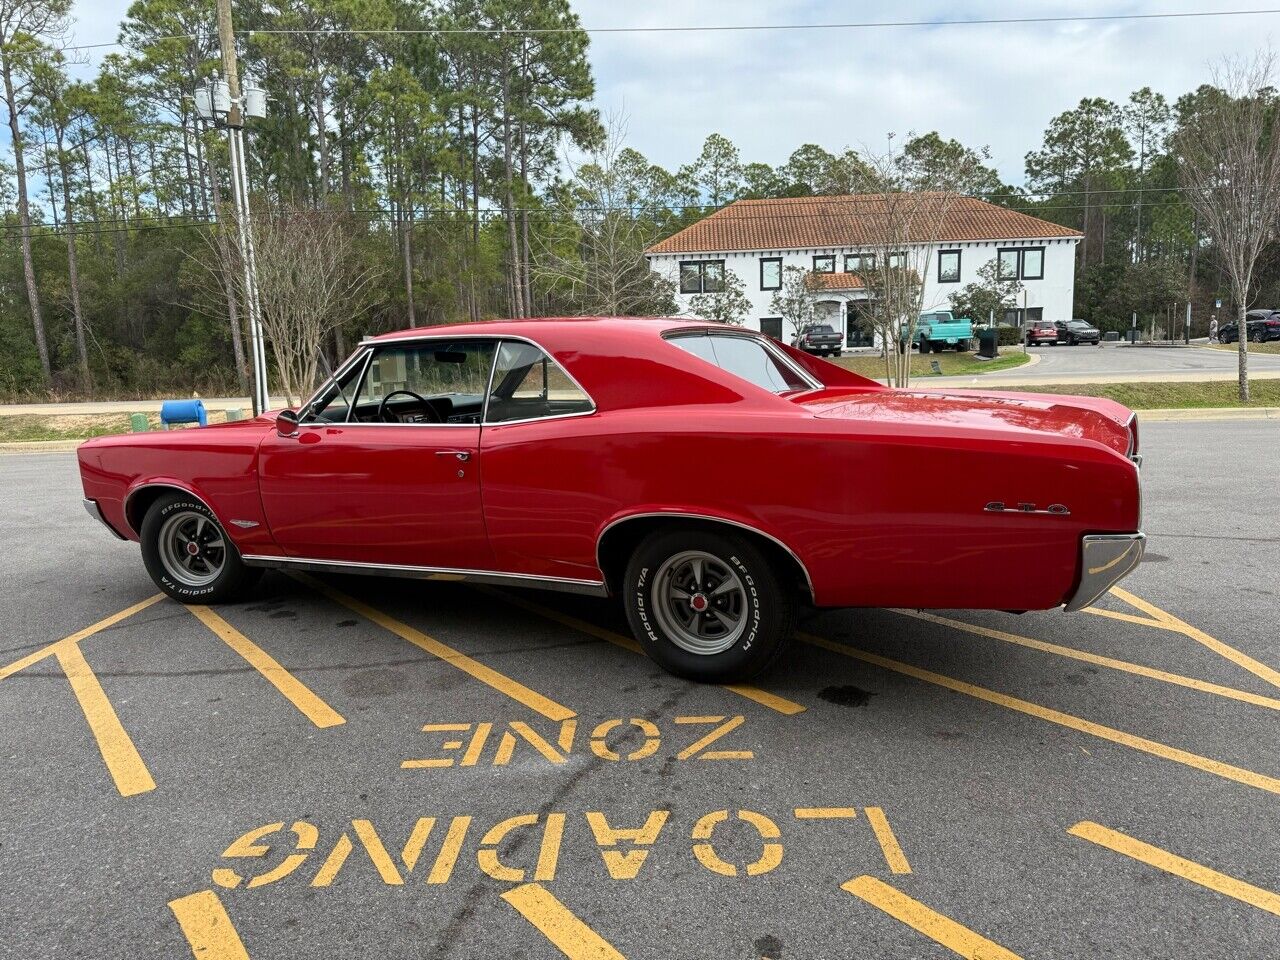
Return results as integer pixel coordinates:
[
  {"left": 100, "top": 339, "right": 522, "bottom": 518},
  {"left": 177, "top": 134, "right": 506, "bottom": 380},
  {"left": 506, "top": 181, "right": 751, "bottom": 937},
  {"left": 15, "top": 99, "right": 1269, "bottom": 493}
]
[{"left": 79, "top": 317, "right": 1143, "bottom": 617}]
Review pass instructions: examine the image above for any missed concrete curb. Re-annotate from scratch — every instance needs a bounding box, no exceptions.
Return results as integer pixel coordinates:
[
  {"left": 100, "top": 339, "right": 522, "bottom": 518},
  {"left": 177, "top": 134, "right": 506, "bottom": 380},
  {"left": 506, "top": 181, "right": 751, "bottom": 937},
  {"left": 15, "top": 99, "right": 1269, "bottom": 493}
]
[
  {"left": 1137, "top": 407, "right": 1280, "bottom": 422},
  {"left": 0, "top": 440, "right": 83, "bottom": 454}
]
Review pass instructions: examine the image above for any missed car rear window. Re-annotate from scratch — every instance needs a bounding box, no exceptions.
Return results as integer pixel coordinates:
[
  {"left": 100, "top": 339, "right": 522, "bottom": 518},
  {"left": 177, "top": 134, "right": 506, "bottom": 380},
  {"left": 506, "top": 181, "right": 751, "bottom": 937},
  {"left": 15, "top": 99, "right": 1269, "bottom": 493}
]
[
  {"left": 669, "top": 333, "right": 812, "bottom": 394},
  {"left": 807, "top": 325, "right": 834, "bottom": 333}
]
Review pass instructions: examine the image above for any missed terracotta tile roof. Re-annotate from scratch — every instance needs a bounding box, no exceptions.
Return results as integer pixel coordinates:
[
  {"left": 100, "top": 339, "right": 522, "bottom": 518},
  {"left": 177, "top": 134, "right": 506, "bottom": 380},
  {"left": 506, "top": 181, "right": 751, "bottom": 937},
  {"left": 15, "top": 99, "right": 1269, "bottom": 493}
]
[
  {"left": 809, "top": 273, "right": 866, "bottom": 290},
  {"left": 646, "top": 192, "right": 1082, "bottom": 255}
]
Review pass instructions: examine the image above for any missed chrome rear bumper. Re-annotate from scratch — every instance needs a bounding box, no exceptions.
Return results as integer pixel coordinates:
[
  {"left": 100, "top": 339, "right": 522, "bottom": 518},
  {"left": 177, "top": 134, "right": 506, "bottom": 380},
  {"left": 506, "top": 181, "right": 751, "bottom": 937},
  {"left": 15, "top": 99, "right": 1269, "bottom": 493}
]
[
  {"left": 83, "top": 498, "right": 126, "bottom": 540},
  {"left": 1065, "top": 533, "right": 1145, "bottom": 611}
]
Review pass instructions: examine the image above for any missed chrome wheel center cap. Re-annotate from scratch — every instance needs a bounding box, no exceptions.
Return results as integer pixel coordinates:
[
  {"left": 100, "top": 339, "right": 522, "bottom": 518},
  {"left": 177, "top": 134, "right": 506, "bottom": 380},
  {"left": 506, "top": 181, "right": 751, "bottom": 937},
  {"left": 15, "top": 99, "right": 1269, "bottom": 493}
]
[
  {"left": 690, "top": 593, "right": 709, "bottom": 612},
  {"left": 186, "top": 541, "right": 201, "bottom": 556}
]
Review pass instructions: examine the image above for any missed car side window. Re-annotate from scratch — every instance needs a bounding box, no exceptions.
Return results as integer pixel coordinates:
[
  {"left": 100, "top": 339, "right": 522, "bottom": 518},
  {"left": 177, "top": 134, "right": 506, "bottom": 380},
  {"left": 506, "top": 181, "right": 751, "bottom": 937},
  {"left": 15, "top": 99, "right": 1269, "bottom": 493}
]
[
  {"left": 348, "top": 340, "right": 497, "bottom": 424},
  {"left": 304, "top": 352, "right": 370, "bottom": 423},
  {"left": 669, "top": 333, "right": 811, "bottom": 394},
  {"left": 485, "top": 341, "right": 594, "bottom": 424}
]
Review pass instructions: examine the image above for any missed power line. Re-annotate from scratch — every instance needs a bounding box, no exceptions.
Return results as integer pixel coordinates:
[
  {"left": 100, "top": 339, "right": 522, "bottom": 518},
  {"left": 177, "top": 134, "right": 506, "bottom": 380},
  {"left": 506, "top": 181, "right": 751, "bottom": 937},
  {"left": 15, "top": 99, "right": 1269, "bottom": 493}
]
[{"left": 56, "top": 7, "right": 1280, "bottom": 53}]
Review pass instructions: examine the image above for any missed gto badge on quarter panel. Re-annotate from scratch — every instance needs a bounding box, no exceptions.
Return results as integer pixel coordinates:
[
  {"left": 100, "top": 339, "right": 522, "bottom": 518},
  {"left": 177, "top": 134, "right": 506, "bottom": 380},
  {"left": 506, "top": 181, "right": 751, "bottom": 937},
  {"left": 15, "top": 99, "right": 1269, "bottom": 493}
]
[{"left": 984, "top": 502, "right": 1071, "bottom": 516}]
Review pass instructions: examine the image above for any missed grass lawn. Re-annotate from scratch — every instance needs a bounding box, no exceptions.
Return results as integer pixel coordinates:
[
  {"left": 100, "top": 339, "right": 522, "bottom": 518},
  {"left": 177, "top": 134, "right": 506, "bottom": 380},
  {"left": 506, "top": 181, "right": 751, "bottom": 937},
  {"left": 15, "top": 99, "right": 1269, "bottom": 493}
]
[
  {"left": 0, "top": 410, "right": 235, "bottom": 443},
  {"left": 829, "top": 350, "right": 1031, "bottom": 379},
  {"left": 954, "top": 379, "right": 1280, "bottom": 409},
  {"left": 1204, "top": 341, "right": 1280, "bottom": 354}
]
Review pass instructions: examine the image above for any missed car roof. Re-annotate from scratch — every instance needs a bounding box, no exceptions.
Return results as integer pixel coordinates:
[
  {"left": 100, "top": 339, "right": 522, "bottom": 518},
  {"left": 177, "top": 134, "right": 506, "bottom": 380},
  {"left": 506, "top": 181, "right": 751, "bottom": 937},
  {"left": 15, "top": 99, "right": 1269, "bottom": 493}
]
[{"left": 365, "top": 316, "right": 696, "bottom": 343}]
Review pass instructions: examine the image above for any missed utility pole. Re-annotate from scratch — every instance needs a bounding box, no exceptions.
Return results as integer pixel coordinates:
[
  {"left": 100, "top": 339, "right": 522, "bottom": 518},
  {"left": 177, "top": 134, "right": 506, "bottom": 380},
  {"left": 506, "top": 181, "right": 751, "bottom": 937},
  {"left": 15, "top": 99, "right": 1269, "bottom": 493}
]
[{"left": 215, "top": 0, "right": 269, "bottom": 415}]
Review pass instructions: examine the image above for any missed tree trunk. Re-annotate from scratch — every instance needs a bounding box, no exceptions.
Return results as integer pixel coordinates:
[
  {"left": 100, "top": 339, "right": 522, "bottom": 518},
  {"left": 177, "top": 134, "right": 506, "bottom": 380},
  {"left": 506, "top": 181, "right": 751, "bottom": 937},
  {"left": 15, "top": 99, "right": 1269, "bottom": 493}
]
[
  {"left": 314, "top": 79, "right": 328, "bottom": 201},
  {"left": 1238, "top": 301, "right": 1250, "bottom": 403},
  {"left": 501, "top": 66, "right": 524, "bottom": 318},
  {"left": 56, "top": 130, "right": 90, "bottom": 384},
  {"left": 402, "top": 205, "right": 417, "bottom": 328},
  {"left": 2, "top": 57, "right": 51, "bottom": 379}
]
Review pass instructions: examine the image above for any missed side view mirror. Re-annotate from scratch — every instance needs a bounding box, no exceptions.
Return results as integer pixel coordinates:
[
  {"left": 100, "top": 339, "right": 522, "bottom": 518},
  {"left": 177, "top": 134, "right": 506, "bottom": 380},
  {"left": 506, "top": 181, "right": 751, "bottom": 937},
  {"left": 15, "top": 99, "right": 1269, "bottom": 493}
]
[{"left": 275, "top": 408, "right": 300, "bottom": 437}]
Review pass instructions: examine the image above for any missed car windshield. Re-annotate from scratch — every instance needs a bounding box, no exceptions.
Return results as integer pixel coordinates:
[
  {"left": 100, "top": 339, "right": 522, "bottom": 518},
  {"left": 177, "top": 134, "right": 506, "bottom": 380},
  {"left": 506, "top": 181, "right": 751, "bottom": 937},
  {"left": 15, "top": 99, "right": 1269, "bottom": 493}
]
[{"left": 669, "top": 333, "right": 812, "bottom": 394}]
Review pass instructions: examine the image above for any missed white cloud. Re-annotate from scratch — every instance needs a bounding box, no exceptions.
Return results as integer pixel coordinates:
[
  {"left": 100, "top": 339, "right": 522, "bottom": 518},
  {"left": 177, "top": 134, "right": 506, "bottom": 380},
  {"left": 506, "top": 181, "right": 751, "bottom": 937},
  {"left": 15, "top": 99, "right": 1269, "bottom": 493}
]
[{"left": 56, "top": 0, "right": 1280, "bottom": 183}]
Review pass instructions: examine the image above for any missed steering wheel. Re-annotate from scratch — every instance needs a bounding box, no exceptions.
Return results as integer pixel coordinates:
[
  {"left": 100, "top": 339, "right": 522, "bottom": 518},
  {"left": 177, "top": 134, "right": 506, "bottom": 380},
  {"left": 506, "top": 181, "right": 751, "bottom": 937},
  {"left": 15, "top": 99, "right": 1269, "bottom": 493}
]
[{"left": 377, "top": 389, "right": 443, "bottom": 424}]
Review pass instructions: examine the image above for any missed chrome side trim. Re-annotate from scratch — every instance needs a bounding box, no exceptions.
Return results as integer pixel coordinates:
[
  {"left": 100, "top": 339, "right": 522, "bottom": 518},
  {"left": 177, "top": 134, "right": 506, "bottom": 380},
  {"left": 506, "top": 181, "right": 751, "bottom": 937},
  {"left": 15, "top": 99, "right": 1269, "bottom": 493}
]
[
  {"left": 82, "top": 498, "right": 126, "bottom": 540},
  {"left": 239, "top": 554, "right": 609, "bottom": 598},
  {"left": 1064, "top": 533, "right": 1146, "bottom": 612},
  {"left": 595, "top": 511, "right": 816, "bottom": 602}
]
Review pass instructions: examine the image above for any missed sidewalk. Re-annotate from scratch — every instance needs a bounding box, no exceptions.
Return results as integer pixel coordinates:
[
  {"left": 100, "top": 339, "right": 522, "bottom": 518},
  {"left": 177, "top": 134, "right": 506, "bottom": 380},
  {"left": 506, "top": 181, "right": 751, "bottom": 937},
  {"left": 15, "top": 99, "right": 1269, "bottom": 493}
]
[{"left": 0, "top": 398, "right": 283, "bottom": 417}]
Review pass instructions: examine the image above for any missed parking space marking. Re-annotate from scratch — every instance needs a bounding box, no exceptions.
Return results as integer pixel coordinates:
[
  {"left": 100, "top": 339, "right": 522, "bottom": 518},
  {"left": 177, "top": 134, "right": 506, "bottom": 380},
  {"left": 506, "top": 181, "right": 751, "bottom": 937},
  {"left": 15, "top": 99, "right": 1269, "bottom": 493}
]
[
  {"left": 0, "top": 593, "right": 164, "bottom": 682},
  {"left": 480, "top": 588, "right": 806, "bottom": 716},
  {"left": 794, "top": 808, "right": 858, "bottom": 819},
  {"left": 864, "top": 807, "right": 912, "bottom": 875},
  {"left": 1091, "top": 587, "right": 1280, "bottom": 692},
  {"left": 54, "top": 642, "right": 156, "bottom": 797},
  {"left": 894, "top": 609, "right": 1280, "bottom": 712},
  {"left": 1069, "top": 821, "right": 1280, "bottom": 918},
  {"left": 798, "top": 631, "right": 1280, "bottom": 796},
  {"left": 841, "top": 876, "right": 1024, "bottom": 960},
  {"left": 188, "top": 605, "right": 346, "bottom": 729},
  {"left": 501, "top": 883, "right": 627, "bottom": 960},
  {"left": 168, "top": 890, "right": 252, "bottom": 960},
  {"left": 293, "top": 574, "right": 575, "bottom": 722}
]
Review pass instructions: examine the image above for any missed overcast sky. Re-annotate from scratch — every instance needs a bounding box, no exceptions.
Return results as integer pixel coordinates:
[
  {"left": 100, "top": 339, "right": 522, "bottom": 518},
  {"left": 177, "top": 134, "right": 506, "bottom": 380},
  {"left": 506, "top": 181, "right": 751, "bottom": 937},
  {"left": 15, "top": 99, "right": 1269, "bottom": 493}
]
[{"left": 59, "top": 1, "right": 1280, "bottom": 184}]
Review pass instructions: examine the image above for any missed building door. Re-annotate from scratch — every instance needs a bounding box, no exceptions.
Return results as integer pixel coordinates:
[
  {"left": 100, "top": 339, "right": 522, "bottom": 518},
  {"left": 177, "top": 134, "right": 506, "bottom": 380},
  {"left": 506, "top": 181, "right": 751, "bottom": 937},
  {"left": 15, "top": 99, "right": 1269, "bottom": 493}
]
[
  {"left": 845, "top": 305, "right": 874, "bottom": 347},
  {"left": 760, "top": 317, "right": 783, "bottom": 341}
]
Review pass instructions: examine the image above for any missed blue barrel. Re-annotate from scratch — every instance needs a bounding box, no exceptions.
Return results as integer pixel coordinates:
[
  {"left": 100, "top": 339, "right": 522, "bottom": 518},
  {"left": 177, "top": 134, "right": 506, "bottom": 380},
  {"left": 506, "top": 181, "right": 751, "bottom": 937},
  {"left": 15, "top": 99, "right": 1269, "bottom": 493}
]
[{"left": 160, "top": 399, "right": 207, "bottom": 429}]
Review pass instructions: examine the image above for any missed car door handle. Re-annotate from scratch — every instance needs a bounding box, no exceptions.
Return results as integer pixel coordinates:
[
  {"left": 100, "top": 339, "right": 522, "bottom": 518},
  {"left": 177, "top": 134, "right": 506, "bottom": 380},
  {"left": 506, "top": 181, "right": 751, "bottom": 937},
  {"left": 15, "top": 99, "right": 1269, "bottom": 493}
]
[{"left": 435, "top": 450, "right": 471, "bottom": 462}]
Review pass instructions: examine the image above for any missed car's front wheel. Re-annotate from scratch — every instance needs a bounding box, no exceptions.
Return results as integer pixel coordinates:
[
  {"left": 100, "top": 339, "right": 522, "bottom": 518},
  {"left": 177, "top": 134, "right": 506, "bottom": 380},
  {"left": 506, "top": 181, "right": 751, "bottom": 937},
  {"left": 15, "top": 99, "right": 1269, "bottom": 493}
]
[
  {"left": 623, "top": 529, "right": 794, "bottom": 682},
  {"left": 140, "top": 492, "right": 261, "bottom": 603}
]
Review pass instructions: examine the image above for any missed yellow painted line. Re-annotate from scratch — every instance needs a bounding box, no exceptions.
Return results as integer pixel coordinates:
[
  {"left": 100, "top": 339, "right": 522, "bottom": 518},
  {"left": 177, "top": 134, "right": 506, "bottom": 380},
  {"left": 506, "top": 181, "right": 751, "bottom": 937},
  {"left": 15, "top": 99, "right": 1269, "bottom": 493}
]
[
  {"left": 1080, "top": 607, "right": 1166, "bottom": 629},
  {"left": 1069, "top": 821, "right": 1280, "bottom": 917},
  {"left": 187, "top": 605, "right": 345, "bottom": 729},
  {"left": 1109, "top": 587, "right": 1280, "bottom": 692},
  {"left": 169, "top": 890, "right": 252, "bottom": 960},
  {"left": 0, "top": 594, "right": 165, "bottom": 682},
  {"left": 55, "top": 642, "right": 156, "bottom": 797},
  {"left": 893, "top": 609, "right": 1280, "bottom": 713},
  {"left": 501, "top": 883, "right": 627, "bottom": 960},
  {"left": 864, "top": 807, "right": 912, "bottom": 875},
  {"left": 292, "top": 573, "right": 575, "bottom": 722},
  {"left": 794, "top": 807, "right": 858, "bottom": 819},
  {"left": 798, "top": 631, "right": 1280, "bottom": 796},
  {"left": 479, "top": 587, "right": 806, "bottom": 716},
  {"left": 842, "top": 875, "right": 1023, "bottom": 960}
]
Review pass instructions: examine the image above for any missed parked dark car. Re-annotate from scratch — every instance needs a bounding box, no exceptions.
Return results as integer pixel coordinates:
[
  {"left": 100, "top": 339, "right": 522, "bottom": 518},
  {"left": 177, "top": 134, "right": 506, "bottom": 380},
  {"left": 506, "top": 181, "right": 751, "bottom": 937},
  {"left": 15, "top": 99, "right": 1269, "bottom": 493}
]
[
  {"left": 792, "top": 323, "right": 843, "bottom": 356},
  {"left": 1025, "top": 320, "right": 1059, "bottom": 346},
  {"left": 1056, "top": 320, "right": 1101, "bottom": 345},
  {"left": 1220, "top": 310, "right": 1280, "bottom": 344}
]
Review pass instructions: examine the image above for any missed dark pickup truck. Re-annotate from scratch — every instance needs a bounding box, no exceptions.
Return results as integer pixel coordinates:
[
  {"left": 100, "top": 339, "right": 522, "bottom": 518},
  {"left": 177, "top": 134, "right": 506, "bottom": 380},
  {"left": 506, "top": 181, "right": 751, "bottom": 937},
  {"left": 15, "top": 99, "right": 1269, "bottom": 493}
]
[{"left": 792, "top": 324, "right": 843, "bottom": 356}]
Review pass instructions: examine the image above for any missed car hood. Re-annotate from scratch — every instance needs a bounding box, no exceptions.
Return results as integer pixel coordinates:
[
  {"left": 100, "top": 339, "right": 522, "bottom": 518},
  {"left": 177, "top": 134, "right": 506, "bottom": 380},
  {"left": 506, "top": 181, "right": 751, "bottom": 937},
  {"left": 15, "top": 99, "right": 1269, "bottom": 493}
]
[{"left": 795, "top": 387, "right": 1135, "bottom": 456}]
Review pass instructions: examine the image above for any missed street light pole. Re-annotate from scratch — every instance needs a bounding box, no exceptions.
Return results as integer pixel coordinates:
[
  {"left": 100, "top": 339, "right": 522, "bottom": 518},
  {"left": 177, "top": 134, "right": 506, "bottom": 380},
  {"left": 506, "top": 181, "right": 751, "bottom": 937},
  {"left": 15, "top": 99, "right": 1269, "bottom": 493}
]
[{"left": 214, "top": 0, "right": 269, "bottom": 415}]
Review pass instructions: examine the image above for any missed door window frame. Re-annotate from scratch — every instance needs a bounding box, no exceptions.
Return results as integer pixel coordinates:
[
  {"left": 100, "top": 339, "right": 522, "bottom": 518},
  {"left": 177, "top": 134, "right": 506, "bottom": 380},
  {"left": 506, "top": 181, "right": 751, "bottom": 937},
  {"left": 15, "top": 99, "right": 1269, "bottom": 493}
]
[{"left": 300, "top": 334, "right": 597, "bottom": 429}]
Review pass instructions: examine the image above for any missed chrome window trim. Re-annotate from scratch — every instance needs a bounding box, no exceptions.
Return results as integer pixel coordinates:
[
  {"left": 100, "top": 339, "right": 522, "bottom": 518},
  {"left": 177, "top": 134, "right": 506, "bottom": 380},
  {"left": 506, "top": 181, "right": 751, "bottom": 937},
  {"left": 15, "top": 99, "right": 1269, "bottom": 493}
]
[
  {"left": 301, "top": 346, "right": 373, "bottom": 421},
  {"left": 595, "top": 511, "right": 816, "bottom": 602},
  {"left": 240, "top": 554, "right": 608, "bottom": 597},
  {"left": 663, "top": 328, "right": 822, "bottom": 393},
  {"left": 301, "top": 334, "right": 598, "bottom": 429}
]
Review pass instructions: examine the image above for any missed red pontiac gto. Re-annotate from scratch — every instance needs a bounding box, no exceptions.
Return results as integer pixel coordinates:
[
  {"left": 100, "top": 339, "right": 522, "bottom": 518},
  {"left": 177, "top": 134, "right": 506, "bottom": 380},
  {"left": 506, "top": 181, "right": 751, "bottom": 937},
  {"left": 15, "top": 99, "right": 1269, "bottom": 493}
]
[{"left": 78, "top": 318, "right": 1144, "bottom": 682}]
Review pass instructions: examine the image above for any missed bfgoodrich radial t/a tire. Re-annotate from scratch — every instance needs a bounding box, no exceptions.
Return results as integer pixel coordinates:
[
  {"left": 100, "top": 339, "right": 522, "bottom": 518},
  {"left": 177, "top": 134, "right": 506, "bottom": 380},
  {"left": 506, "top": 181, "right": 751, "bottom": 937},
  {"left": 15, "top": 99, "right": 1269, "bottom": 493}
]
[
  {"left": 623, "top": 529, "right": 795, "bottom": 682},
  {"left": 140, "top": 492, "right": 261, "bottom": 603}
]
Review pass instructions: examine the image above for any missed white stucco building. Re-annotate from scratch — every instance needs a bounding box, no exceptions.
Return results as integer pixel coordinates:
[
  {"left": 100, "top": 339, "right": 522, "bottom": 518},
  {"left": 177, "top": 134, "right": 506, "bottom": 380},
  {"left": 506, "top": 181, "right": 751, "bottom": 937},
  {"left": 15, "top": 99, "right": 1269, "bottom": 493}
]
[{"left": 646, "top": 193, "right": 1081, "bottom": 347}]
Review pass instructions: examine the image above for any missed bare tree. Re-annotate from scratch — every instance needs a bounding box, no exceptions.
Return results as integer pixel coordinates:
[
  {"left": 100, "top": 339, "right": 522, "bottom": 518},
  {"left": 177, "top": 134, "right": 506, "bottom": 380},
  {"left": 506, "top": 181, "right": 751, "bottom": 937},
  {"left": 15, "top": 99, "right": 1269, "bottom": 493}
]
[
  {"left": 534, "top": 115, "right": 677, "bottom": 316},
  {"left": 770, "top": 265, "right": 818, "bottom": 339},
  {"left": 1175, "top": 51, "right": 1280, "bottom": 402},
  {"left": 206, "top": 207, "right": 384, "bottom": 406}
]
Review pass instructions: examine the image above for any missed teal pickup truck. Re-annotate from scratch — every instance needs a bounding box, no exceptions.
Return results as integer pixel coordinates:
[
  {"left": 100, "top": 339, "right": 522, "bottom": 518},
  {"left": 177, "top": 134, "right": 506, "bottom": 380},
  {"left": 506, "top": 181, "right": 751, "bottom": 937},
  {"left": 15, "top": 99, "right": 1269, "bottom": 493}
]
[{"left": 909, "top": 311, "right": 973, "bottom": 353}]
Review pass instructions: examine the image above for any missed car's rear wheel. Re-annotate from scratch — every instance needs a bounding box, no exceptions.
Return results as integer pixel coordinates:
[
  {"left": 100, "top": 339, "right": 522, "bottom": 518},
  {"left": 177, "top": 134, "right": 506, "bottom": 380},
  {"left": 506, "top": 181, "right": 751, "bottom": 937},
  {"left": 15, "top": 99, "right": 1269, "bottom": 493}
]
[
  {"left": 140, "top": 492, "right": 261, "bottom": 603},
  {"left": 623, "top": 529, "right": 794, "bottom": 682}
]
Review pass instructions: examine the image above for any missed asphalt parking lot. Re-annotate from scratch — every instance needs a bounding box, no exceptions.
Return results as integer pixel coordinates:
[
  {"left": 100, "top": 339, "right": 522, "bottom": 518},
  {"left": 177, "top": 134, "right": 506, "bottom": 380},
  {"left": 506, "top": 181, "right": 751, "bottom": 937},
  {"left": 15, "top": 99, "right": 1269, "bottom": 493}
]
[{"left": 2, "top": 420, "right": 1278, "bottom": 960}]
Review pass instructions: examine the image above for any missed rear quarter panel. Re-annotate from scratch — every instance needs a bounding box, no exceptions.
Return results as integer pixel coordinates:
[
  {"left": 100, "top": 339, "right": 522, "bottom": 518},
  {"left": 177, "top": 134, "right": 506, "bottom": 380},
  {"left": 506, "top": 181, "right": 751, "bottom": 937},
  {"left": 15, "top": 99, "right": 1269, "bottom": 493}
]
[{"left": 479, "top": 407, "right": 1138, "bottom": 610}]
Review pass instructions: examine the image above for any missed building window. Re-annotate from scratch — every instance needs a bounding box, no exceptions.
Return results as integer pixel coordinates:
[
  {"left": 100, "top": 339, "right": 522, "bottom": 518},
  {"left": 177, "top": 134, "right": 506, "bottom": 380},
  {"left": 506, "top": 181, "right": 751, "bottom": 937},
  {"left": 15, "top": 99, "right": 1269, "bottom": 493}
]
[
  {"left": 680, "top": 259, "right": 726, "bottom": 294},
  {"left": 938, "top": 250, "right": 961, "bottom": 283},
  {"left": 760, "top": 317, "right": 783, "bottom": 340},
  {"left": 998, "top": 247, "right": 1045, "bottom": 281},
  {"left": 760, "top": 257, "right": 782, "bottom": 291},
  {"left": 844, "top": 253, "right": 875, "bottom": 273},
  {"left": 813, "top": 254, "right": 835, "bottom": 273},
  {"left": 887, "top": 251, "right": 906, "bottom": 269}
]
